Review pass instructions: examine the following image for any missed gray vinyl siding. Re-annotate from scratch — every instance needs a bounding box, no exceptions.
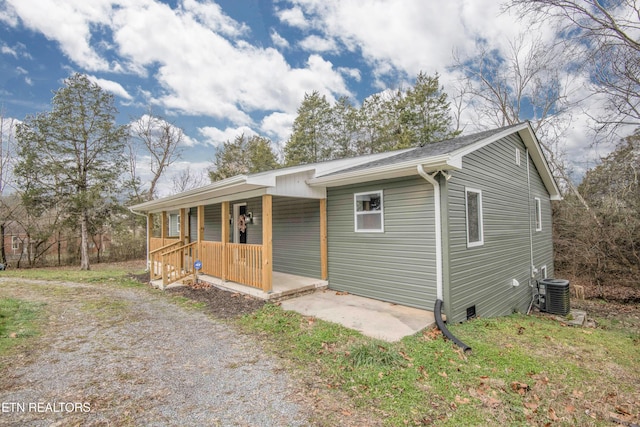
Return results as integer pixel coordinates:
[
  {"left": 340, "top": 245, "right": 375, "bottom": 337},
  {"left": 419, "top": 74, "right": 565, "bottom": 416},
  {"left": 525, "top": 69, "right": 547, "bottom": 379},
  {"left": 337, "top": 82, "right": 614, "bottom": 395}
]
[
  {"left": 327, "top": 177, "right": 437, "bottom": 310},
  {"left": 272, "top": 197, "right": 322, "bottom": 278},
  {"left": 204, "top": 204, "right": 222, "bottom": 241},
  {"left": 445, "top": 134, "right": 554, "bottom": 323}
]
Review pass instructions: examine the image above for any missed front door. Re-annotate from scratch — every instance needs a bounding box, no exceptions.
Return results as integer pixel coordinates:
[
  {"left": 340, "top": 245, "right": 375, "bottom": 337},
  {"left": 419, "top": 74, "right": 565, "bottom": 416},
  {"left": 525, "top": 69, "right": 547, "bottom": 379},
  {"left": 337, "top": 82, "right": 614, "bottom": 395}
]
[{"left": 233, "top": 203, "right": 247, "bottom": 244}]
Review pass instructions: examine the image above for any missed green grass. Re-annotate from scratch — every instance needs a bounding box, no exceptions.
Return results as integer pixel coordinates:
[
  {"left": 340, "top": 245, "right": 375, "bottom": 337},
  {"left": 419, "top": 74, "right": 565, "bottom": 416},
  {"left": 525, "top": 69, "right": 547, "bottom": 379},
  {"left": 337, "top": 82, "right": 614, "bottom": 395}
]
[
  {"left": 240, "top": 304, "right": 640, "bottom": 426},
  {"left": 0, "top": 298, "right": 43, "bottom": 363},
  {"left": 2, "top": 264, "right": 637, "bottom": 425},
  {"left": 0, "top": 263, "right": 146, "bottom": 288}
]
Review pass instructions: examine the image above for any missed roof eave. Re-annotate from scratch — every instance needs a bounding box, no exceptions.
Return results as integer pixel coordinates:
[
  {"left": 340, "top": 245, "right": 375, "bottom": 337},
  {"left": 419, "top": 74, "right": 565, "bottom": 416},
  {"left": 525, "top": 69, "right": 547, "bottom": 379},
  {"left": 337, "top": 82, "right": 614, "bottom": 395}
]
[
  {"left": 307, "top": 155, "right": 461, "bottom": 187},
  {"left": 129, "top": 175, "right": 250, "bottom": 213}
]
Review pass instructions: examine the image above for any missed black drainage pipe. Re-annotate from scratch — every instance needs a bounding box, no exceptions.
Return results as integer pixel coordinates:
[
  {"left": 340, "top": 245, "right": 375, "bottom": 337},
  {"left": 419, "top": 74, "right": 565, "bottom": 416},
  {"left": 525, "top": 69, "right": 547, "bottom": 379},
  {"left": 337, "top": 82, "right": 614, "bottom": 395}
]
[{"left": 434, "top": 299, "right": 472, "bottom": 353}]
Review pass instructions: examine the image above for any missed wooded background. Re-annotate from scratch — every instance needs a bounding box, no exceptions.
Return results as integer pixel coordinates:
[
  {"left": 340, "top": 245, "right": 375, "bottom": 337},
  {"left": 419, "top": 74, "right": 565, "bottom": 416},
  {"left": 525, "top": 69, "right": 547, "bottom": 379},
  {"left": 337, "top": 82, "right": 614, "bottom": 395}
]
[{"left": 0, "top": 0, "right": 637, "bottom": 300}]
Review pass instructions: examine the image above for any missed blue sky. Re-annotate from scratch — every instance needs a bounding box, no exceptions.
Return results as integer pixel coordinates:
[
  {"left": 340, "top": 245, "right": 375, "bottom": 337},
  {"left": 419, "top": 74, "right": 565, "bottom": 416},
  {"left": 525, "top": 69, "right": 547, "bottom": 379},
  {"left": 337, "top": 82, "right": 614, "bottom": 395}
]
[{"left": 0, "top": 0, "right": 613, "bottom": 194}]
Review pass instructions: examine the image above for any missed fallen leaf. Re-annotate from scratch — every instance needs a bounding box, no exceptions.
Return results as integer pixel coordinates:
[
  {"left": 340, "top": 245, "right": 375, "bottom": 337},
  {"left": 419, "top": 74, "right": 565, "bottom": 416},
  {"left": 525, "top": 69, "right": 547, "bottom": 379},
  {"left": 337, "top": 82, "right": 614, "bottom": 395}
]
[
  {"left": 615, "top": 405, "right": 632, "bottom": 416},
  {"left": 548, "top": 407, "right": 558, "bottom": 421},
  {"left": 335, "top": 291, "right": 349, "bottom": 296},
  {"left": 399, "top": 351, "right": 413, "bottom": 361},
  {"left": 9, "top": 332, "right": 17, "bottom": 338},
  {"left": 455, "top": 395, "right": 470, "bottom": 404},
  {"left": 524, "top": 402, "right": 539, "bottom": 411},
  {"left": 341, "top": 410, "right": 352, "bottom": 417},
  {"left": 438, "top": 371, "right": 448, "bottom": 378},
  {"left": 565, "top": 405, "right": 576, "bottom": 414},
  {"left": 510, "top": 381, "right": 530, "bottom": 395},
  {"left": 486, "top": 397, "right": 501, "bottom": 408}
]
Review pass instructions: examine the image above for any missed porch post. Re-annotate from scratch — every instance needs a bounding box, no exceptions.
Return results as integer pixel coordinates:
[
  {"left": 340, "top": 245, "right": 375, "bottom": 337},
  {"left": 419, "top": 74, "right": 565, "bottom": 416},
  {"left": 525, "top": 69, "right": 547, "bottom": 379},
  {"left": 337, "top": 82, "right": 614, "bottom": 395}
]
[
  {"left": 320, "top": 198, "right": 328, "bottom": 280},
  {"left": 147, "top": 213, "right": 153, "bottom": 269},
  {"left": 197, "top": 205, "right": 205, "bottom": 276},
  {"left": 262, "top": 195, "right": 273, "bottom": 292},
  {"left": 221, "top": 201, "right": 229, "bottom": 281},
  {"left": 179, "top": 208, "right": 187, "bottom": 244},
  {"left": 161, "top": 211, "right": 168, "bottom": 245},
  {"left": 179, "top": 208, "right": 187, "bottom": 270}
]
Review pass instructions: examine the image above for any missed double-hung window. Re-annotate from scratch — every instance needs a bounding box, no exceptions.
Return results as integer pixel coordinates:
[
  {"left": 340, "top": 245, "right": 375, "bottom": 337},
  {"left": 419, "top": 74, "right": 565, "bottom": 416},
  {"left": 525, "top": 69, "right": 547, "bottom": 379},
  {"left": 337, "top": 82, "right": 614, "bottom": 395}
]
[
  {"left": 465, "top": 188, "right": 484, "bottom": 247},
  {"left": 534, "top": 197, "right": 542, "bottom": 231},
  {"left": 354, "top": 190, "right": 384, "bottom": 232}
]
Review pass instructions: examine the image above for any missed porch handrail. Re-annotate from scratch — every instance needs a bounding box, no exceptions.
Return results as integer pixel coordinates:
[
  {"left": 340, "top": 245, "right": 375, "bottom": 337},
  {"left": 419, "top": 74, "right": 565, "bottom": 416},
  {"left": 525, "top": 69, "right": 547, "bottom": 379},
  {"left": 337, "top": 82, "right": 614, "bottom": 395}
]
[
  {"left": 161, "top": 241, "right": 198, "bottom": 286},
  {"left": 150, "top": 240, "right": 183, "bottom": 281},
  {"left": 149, "top": 240, "right": 182, "bottom": 256}
]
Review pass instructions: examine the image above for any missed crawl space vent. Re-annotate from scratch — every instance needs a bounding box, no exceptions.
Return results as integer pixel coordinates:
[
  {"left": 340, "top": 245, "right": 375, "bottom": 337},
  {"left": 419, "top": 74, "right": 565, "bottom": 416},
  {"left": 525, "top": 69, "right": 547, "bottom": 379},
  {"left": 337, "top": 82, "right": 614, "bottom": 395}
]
[{"left": 466, "top": 305, "right": 477, "bottom": 320}]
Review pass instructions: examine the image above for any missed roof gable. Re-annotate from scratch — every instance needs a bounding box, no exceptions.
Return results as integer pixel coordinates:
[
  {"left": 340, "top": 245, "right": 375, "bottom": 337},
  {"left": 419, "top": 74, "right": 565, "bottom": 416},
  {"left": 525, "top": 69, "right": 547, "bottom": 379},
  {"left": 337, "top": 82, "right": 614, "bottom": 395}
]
[{"left": 130, "top": 122, "right": 561, "bottom": 213}]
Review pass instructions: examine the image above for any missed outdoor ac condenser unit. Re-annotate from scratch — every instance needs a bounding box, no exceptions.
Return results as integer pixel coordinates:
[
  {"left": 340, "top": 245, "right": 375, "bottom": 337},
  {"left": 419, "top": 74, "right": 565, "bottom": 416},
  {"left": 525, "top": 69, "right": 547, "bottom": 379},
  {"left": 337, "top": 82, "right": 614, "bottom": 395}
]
[{"left": 537, "top": 278, "right": 571, "bottom": 316}]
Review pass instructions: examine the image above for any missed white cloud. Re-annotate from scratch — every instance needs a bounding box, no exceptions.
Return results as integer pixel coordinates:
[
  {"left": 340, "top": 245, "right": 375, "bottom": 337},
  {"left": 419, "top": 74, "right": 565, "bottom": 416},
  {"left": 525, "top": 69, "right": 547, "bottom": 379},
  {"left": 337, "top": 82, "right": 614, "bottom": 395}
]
[
  {"left": 270, "top": 29, "right": 289, "bottom": 49},
  {"left": 276, "top": 6, "right": 309, "bottom": 29},
  {"left": 182, "top": 0, "right": 249, "bottom": 37},
  {"left": 298, "top": 34, "right": 338, "bottom": 53},
  {"left": 1, "top": 44, "right": 17, "bottom": 57},
  {"left": 198, "top": 125, "right": 258, "bottom": 147},
  {"left": 4, "top": 0, "right": 113, "bottom": 71},
  {"left": 260, "top": 111, "right": 295, "bottom": 142},
  {"left": 87, "top": 75, "right": 133, "bottom": 100}
]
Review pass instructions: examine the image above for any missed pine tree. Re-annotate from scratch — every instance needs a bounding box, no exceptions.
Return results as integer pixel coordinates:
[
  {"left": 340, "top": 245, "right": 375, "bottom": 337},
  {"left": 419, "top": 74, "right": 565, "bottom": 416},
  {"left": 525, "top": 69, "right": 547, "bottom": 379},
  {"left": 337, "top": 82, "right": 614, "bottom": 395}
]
[{"left": 14, "top": 73, "right": 128, "bottom": 270}]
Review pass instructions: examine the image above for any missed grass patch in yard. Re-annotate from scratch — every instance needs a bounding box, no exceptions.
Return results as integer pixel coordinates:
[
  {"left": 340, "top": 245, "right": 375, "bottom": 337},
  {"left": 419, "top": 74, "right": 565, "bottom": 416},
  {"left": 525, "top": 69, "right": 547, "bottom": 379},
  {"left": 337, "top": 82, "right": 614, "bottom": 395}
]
[
  {"left": 239, "top": 304, "right": 640, "bottom": 426},
  {"left": 0, "top": 298, "right": 43, "bottom": 363},
  {"left": 0, "top": 263, "right": 146, "bottom": 288}
]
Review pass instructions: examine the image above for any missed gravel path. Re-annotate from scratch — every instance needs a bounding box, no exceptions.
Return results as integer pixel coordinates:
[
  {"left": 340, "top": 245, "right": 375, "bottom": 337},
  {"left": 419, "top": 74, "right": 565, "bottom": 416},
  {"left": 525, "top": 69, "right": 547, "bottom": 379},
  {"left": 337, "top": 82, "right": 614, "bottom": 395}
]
[{"left": 0, "top": 278, "right": 311, "bottom": 426}]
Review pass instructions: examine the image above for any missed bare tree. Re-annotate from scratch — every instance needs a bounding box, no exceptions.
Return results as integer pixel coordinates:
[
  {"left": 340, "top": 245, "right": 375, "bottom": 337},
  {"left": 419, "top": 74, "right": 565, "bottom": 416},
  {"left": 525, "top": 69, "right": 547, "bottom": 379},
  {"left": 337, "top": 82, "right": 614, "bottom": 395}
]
[
  {"left": 170, "top": 165, "right": 208, "bottom": 194},
  {"left": 508, "top": 0, "right": 640, "bottom": 129},
  {"left": 451, "top": 32, "right": 591, "bottom": 205},
  {"left": 131, "top": 109, "right": 184, "bottom": 200}
]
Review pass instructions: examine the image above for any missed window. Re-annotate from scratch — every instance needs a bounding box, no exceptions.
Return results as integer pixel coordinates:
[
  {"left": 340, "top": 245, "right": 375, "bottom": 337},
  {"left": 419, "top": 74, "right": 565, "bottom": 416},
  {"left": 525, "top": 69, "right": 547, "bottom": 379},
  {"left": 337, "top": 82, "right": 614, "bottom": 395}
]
[
  {"left": 11, "top": 236, "right": 19, "bottom": 250},
  {"left": 168, "top": 213, "right": 180, "bottom": 237},
  {"left": 465, "top": 188, "right": 484, "bottom": 247},
  {"left": 354, "top": 190, "right": 384, "bottom": 232},
  {"left": 540, "top": 265, "right": 548, "bottom": 279},
  {"left": 534, "top": 197, "right": 542, "bottom": 231}
]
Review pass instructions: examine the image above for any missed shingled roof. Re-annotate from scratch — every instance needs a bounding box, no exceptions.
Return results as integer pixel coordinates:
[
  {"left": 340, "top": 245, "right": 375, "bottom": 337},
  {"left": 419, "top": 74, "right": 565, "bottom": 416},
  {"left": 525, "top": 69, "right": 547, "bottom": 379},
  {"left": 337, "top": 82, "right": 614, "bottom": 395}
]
[{"left": 316, "top": 123, "right": 524, "bottom": 178}]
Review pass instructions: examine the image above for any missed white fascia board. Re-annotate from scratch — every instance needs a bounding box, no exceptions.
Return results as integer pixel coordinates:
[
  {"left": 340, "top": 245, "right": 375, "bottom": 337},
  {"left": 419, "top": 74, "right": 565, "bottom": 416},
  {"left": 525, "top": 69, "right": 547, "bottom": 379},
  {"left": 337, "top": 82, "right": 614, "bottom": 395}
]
[
  {"left": 307, "top": 155, "right": 458, "bottom": 187},
  {"left": 130, "top": 175, "right": 251, "bottom": 213},
  {"left": 451, "top": 122, "right": 562, "bottom": 201},
  {"left": 516, "top": 126, "right": 563, "bottom": 201}
]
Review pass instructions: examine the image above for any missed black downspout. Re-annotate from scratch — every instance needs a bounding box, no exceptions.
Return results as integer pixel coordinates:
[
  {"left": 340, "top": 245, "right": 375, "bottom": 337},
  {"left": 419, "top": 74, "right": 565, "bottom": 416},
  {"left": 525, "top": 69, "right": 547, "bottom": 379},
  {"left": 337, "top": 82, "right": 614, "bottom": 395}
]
[{"left": 434, "top": 299, "right": 472, "bottom": 353}]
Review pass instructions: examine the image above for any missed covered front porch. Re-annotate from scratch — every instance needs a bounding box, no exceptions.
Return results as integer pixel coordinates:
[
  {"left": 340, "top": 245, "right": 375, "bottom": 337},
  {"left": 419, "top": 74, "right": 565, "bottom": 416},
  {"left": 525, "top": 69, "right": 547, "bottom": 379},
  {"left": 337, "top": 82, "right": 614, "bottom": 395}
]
[{"left": 146, "top": 193, "right": 328, "bottom": 292}]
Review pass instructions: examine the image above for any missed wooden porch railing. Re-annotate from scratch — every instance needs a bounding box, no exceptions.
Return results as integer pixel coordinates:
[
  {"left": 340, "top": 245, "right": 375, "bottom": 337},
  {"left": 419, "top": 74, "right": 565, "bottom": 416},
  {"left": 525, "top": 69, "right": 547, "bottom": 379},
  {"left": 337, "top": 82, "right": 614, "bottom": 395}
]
[
  {"left": 150, "top": 240, "right": 264, "bottom": 290},
  {"left": 161, "top": 242, "right": 198, "bottom": 286},
  {"left": 200, "top": 241, "right": 224, "bottom": 278},
  {"left": 150, "top": 237, "right": 180, "bottom": 253},
  {"left": 149, "top": 240, "right": 182, "bottom": 280},
  {"left": 225, "top": 243, "right": 263, "bottom": 289}
]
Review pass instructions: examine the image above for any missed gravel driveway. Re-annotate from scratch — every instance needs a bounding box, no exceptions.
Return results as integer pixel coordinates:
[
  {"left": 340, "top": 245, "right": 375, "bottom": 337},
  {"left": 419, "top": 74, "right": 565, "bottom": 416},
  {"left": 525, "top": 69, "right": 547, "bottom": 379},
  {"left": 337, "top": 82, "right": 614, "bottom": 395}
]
[{"left": 0, "top": 278, "right": 311, "bottom": 426}]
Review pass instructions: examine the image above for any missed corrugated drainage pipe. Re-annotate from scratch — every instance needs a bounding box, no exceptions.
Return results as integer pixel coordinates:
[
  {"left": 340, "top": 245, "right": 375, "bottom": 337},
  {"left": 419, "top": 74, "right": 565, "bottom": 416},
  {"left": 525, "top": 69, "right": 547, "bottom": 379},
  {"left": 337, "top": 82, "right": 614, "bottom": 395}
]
[{"left": 434, "top": 299, "right": 472, "bottom": 353}]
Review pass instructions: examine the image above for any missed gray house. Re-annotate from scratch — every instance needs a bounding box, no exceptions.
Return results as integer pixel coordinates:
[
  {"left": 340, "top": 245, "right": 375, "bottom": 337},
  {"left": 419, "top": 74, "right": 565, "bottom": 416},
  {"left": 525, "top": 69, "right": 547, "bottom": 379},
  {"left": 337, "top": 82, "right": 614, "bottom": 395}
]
[{"left": 131, "top": 122, "right": 561, "bottom": 323}]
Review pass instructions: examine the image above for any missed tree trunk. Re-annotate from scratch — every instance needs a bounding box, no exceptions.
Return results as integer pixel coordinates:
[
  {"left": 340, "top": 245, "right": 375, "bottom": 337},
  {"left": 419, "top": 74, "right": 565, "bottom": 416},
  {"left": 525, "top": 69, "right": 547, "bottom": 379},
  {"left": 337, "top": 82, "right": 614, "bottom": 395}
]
[
  {"left": 0, "top": 223, "right": 6, "bottom": 265},
  {"left": 80, "top": 211, "right": 91, "bottom": 270}
]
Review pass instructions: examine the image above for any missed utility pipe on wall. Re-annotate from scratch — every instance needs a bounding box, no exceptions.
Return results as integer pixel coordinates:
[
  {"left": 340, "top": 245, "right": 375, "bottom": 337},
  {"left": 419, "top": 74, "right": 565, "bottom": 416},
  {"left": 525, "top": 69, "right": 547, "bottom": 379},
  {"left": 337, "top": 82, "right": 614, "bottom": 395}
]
[{"left": 417, "top": 165, "right": 443, "bottom": 301}]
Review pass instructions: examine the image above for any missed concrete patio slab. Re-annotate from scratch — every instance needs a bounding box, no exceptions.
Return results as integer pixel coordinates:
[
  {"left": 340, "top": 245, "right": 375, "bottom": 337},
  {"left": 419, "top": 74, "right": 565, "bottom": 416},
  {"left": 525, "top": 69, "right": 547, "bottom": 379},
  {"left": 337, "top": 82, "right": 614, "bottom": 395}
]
[{"left": 280, "top": 290, "right": 436, "bottom": 342}]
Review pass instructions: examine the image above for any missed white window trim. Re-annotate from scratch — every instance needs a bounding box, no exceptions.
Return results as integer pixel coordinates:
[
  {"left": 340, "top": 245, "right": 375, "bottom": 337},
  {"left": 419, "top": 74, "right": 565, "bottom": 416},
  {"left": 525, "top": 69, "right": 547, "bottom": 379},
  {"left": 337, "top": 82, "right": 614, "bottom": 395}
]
[
  {"left": 11, "top": 236, "right": 19, "bottom": 250},
  {"left": 465, "top": 187, "right": 484, "bottom": 248},
  {"left": 540, "top": 265, "right": 548, "bottom": 279},
  {"left": 168, "top": 212, "right": 180, "bottom": 237},
  {"left": 534, "top": 197, "right": 542, "bottom": 232},
  {"left": 354, "top": 190, "right": 384, "bottom": 233}
]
